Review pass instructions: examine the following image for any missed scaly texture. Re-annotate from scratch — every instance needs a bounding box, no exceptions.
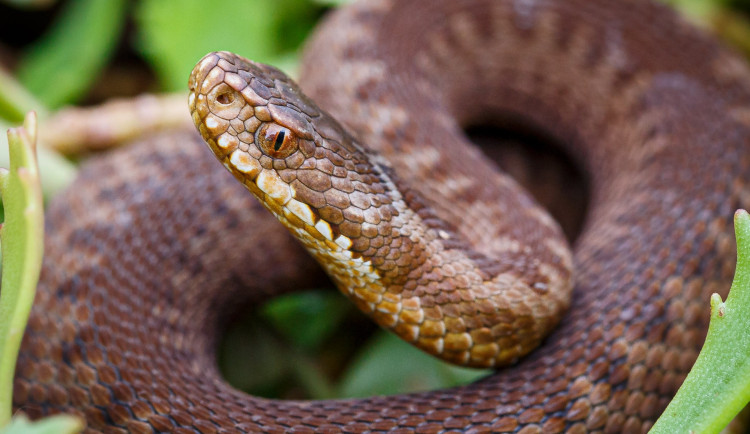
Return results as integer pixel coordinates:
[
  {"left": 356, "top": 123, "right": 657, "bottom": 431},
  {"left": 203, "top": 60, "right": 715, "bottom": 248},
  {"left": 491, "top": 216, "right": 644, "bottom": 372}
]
[{"left": 14, "top": 0, "right": 750, "bottom": 432}]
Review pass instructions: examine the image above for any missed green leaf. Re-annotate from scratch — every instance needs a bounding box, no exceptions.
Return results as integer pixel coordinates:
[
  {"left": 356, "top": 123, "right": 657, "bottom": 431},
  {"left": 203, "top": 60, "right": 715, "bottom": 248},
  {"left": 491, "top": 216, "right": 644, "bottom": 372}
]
[
  {"left": 219, "top": 319, "right": 290, "bottom": 394},
  {"left": 219, "top": 314, "right": 338, "bottom": 400},
  {"left": 310, "top": 0, "right": 354, "bottom": 5},
  {"left": 262, "top": 290, "right": 351, "bottom": 350},
  {"left": 134, "top": 0, "right": 322, "bottom": 90},
  {"left": 650, "top": 209, "right": 750, "bottom": 433},
  {"left": 338, "top": 331, "right": 490, "bottom": 398},
  {"left": 0, "top": 414, "right": 82, "bottom": 434},
  {"left": 663, "top": 0, "right": 725, "bottom": 24},
  {"left": 0, "top": 120, "right": 76, "bottom": 201},
  {"left": 0, "top": 113, "right": 44, "bottom": 425},
  {"left": 16, "top": 0, "right": 127, "bottom": 108},
  {"left": 0, "top": 68, "right": 47, "bottom": 124}
]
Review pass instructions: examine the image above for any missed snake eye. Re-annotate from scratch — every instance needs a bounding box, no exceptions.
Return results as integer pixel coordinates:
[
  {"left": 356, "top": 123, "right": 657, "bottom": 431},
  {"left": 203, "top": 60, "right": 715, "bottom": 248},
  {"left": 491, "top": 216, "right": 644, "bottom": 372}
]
[{"left": 256, "top": 123, "right": 299, "bottom": 158}]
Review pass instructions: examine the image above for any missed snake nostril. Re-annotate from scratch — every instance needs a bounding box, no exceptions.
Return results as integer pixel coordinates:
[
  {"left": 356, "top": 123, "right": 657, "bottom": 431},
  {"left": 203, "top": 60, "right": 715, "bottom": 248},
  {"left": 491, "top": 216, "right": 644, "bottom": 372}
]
[{"left": 216, "top": 92, "right": 234, "bottom": 105}]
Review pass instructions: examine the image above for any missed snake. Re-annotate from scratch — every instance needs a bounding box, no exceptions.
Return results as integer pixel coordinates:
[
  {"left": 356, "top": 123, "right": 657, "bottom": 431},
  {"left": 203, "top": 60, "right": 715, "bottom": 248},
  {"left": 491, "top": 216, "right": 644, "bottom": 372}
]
[{"left": 13, "top": 0, "right": 750, "bottom": 432}]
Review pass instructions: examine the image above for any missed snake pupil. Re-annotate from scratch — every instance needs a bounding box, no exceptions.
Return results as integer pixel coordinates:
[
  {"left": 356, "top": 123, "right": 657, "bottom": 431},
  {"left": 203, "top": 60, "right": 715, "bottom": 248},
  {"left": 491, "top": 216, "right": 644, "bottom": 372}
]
[{"left": 274, "top": 131, "right": 285, "bottom": 151}]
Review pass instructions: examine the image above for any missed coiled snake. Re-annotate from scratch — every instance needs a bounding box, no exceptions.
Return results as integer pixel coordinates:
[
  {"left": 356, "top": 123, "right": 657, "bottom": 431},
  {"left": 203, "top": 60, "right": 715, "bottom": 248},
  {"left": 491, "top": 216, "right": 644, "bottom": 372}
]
[{"left": 13, "top": 0, "right": 750, "bottom": 432}]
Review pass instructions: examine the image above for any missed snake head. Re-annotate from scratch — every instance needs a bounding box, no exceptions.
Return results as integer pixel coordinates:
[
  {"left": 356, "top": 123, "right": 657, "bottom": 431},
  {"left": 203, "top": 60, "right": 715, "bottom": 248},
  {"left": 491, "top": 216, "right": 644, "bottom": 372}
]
[
  {"left": 189, "top": 52, "right": 401, "bottom": 270},
  {"left": 188, "top": 51, "right": 321, "bottom": 163}
]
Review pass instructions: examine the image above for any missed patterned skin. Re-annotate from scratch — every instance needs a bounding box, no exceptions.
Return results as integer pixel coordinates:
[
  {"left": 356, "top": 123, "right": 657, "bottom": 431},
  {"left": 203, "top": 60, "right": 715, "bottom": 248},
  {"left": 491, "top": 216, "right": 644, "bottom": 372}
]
[{"left": 15, "top": 0, "right": 750, "bottom": 432}]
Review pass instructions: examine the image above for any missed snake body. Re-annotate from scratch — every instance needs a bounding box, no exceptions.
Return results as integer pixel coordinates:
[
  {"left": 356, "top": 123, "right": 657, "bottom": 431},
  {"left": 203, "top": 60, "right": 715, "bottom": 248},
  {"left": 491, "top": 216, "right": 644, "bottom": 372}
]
[{"left": 14, "top": 0, "right": 750, "bottom": 432}]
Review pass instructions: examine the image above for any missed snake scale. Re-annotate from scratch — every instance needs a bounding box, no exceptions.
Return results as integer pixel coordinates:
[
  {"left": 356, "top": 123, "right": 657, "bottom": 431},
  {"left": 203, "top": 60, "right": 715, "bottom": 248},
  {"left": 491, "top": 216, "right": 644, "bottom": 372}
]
[{"left": 13, "top": 0, "right": 750, "bottom": 432}]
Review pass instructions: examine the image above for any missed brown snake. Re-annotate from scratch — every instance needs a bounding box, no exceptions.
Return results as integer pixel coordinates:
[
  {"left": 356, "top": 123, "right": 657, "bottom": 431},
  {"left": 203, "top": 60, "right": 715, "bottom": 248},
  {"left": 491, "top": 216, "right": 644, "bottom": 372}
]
[{"left": 13, "top": 0, "right": 750, "bottom": 432}]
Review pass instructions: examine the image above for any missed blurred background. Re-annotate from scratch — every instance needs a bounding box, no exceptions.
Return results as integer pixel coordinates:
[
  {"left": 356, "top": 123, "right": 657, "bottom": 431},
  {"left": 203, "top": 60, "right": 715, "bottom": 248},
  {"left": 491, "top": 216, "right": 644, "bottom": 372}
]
[{"left": 1, "top": 0, "right": 749, "bottom": 402}]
